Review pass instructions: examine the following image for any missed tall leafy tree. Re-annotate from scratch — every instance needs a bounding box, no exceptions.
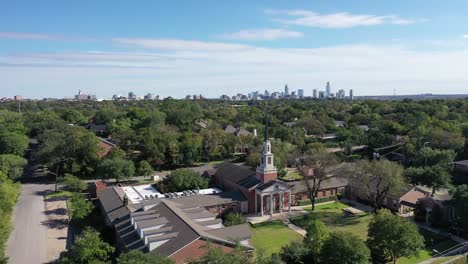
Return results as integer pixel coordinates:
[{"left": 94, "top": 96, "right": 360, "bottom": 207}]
[
  {"left": 303, "top": 220, "right": 329, "bottom": 263},
  {"left": 0, "top": 154, "right": 27, "bottom": 179},
  {"left": 159, "top": 169, "right": 208, "bottom": 192},
  {"left": 68, "top": 193, "right": 93, "bottom": 222},
  {"left": 97, "top": 158, "right": 135, "bottom": 182},
  {"left": 60, "top": 228, "right": 115, "bottom": 264},
  {"left": 352, "top": 159, "right": 406, "bottom": 213},
  {"left": 367, "top": 209, "right": 424, "bottom": 264},
  {"left": 451, "top": 185, "right": 468, "bottom": 235},
  {"left": 0, "top": 132, "right": 28, "bottom": 156},
  {"left": 320, "top": 231, "right": 370, "bottom": 264},
  {"left": 296, "top": 149, "right": 344, "bottom": 211}
]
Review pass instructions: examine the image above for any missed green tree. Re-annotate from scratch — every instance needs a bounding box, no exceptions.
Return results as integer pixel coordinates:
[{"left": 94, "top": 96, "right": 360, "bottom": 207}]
[
  {"left": 97, "top": 158, "right": 135, "bottom": 182},
  {"left": 36, "top": 126, "right": 101, "bottom": 178},
  {"left": 297, "top": 150, "right": 343, "bottom": 211},
  {"left": 68, "top": 193, "right": 93, "bottom": 222},
  {"left": 60, "top": 228, "right": 114, "bottom": 264},
  {"left": 352, "top": 159, "right": 406, "bottom": 213},
  {"left": 279, "top": 240, "right": 311, "bottom": 264},
  {"left": 367, "top": 209, "right": 424, "bottom": 264},
  {"left": 223, "top": 212, "right": 246, "bottom": 226},
  {"left": 0, "top": 171, "right": 20, "bottom": 262},
  {"left": 451, "top": 185, "right": 468, "bottom": 235},
  {"left": 61, "top": 110, "right": 87, "bottom": 125},
  {"left": 0, "top": 154, "right": 27, "bottom": 179},
  {"left": 61, "top": 174, "right": 87, "bottom": 192},
  {"left": 117, "top": 250, "right": 174, "bottom": 264},
  {"left": 137, "top": 160, "right": 154, "bottom": 178},
  {"left": 405, "top": 166, "right": 452, "bottom": 195},
  {"left": 0, "top": 132, "right": 28, "bottom": 156},
  {"left": 303, "top": 220, "right": 329, "bottom": 263},
  {"left": 320, "top": 231, "right": 370, "bottom": 264},
  {"left": 161, "top": 169, "right": 208, "bottom": 192}
]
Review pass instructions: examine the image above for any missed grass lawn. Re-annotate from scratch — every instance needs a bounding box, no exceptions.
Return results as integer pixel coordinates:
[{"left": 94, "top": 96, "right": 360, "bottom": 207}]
[
  {"left": 45, "top": 190, "right": 73, "bottom": 199},
  {"left": 291, "top": 202, "right": 373, "bottom": 240},
  {"left": 250, "top": 220, "right": 303, "bottom": 256}
]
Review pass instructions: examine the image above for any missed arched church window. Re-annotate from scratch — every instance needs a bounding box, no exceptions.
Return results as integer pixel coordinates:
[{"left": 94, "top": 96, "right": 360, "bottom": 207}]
[{"left": 268, "top": 157, "right": 271, "bottom": 164}]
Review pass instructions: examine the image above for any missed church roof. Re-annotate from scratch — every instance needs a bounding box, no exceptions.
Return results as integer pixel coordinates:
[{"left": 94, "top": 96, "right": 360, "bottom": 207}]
[
  {"left": 214, "top": 162, "right": 260, "bottom": 189},
  {"left": 256, "top": 180, "right": 291, "bottom": 192}
]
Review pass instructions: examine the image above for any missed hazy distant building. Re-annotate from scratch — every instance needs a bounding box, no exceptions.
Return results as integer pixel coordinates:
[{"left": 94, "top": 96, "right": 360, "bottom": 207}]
[
  {"left": 14, "top": 95, "right": 23, "bottom": 101},
  {"left": 349, "top": 89, "right": 354, "bottom": 100},
  {"left": 298, "top": 89, "right": 304, "bottom": 98},
  {"left": 319, "top": 91, "right": 325, "bottom": 99},
  {"left": 128, "top": 92, "right": 137, "bottom": 100},
  {"left": 220, "top": 94, "right": 230, "bottom": 100},
  {"left": 326, "top": 82, "right": 331, "bottom": 97},
  {"left": 75, "top": 90, "right": 96, "bottom": 101},
  {"left": 337, "top": 89, "right": 345, "bottom": 99},
  {"left": 313, "top": 89, "right": 318, "bottom": 98},
  {"left": 284, "top": 84, "right": 289, "bottom": 96},
  {"left": 144, "top": 93, "right": 154, "bottom": 100},
  {"left": 264, "top": 90, "right": 270, "bottom": 97}
]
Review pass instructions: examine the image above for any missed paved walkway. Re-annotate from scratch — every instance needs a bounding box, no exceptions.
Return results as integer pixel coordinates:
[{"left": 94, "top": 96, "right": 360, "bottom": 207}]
[
  {"left": 7, "top": 183, "right": 53, "bottom": 264},
  {"left": 44, "top": 196, "right": 69, "bottom": 262}
]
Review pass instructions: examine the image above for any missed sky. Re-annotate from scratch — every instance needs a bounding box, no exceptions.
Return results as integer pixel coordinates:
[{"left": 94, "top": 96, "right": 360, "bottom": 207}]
[{"left": 1, "top": 0, "right": 468, "bottom": 99}]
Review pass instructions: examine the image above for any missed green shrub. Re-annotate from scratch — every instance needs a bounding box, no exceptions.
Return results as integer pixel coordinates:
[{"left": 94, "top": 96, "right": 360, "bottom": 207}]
[{"left": 223, "top": 212, "right": 246, "bottom": 226}]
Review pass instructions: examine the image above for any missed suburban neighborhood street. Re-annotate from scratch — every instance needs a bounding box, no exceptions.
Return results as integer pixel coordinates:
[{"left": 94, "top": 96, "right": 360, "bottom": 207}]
[{"left": 6, "top": 182, "right": 53, "bottom": 264}]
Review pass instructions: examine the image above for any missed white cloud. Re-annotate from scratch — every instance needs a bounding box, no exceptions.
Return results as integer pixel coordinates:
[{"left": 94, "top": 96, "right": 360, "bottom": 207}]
[
  {"left": 2, "top": 42, "right": 468, "bottom": 99},
  {"left": 221, "top": 28, "right": 303, "bottom": 41},
  {"left": 265, "top": 9, "right": 418, "bottom": 28},
  {"left": 113, "top": 38, "right": 252, "bottom": 51},
  {"left": 0, "top": 32, "right": 95, "bottom": 41},
  {"left": 463, "top": 35, "right": 468, "bottom": 39}
]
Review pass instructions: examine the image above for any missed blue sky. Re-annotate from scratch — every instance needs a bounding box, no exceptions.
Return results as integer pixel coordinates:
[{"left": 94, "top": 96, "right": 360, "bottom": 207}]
[{"left": 1, "top": 0, "right": 468, "bottom": 99}]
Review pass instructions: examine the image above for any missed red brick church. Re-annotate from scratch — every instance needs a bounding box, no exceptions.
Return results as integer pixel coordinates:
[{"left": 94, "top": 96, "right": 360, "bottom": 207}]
[{"left": 206, "top": 117, "right": 293, "bottom": 216}]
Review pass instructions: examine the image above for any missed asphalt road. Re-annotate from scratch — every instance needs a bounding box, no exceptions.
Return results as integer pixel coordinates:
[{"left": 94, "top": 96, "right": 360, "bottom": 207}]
[{"left": 6, "top": 182, "right": 53, "bottom": 264}]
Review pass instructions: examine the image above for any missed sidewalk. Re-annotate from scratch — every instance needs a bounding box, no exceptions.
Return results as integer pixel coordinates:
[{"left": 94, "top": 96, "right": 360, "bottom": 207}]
[{"left": 44, "top": 196, "right": 70, "bottom": 262}]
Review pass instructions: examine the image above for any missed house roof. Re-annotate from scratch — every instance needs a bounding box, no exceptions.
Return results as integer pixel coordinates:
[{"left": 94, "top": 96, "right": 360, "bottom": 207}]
[
  {"left": 399, "top": 187, "right": 427, "bottom": 207},
  {"left": 97, "top": 187, "right": 130, "bottom": 223},
  {"left": 224, "top": 125, "right": 237, "bottom": 134},
  {"left": 206, "top": 224, "right": 252, "bottom": 241},
  {"left": 214, "top": 162, "right": 260, "bottom": 189},
  {"left": 171, "top": 190, "right": 247, "bottom": 209},
  {"left": 289, "top": 177, "right": 348, "bottom": 194},
  {"left": 256, "top": 180, "right": 291, "bottom": 192},
  {"left": 98, "top": 186, "right": 254, "bottom": 258}
]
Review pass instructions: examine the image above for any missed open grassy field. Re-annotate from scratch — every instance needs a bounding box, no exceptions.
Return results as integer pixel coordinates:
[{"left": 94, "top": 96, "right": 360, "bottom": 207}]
[
  {"left": 291, "top": 201, "right": 373, "bottom": 240},
  {"left": 250, "top": 220, "right": 303, "bottom": 256}
]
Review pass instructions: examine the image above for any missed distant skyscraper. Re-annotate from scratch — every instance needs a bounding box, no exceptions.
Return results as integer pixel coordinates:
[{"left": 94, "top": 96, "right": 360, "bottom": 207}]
[
  {"left": 326, "top": 82, "right": 331, "bottom": 97},
  {"left": 285, "top": 84, "right": 289, "bottom": 96},
  {"left": 313, "top": 89, "right": 318, "bottom": 98},
  {"left": 349, "top": 89, "right": 354, "bottom": 100},
  {"left": 319, "top": 91, "right": 325, "bottom": 99},
  {"left": 298, "top": 89, "right": 304, "bottom": 98},
  {"left": 264, "top": 90, "right": 270, "bottom": 97}
]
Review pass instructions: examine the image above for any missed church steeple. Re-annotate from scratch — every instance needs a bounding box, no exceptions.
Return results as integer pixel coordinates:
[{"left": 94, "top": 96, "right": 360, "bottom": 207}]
[{"left": 257, "top": 110, "right": 277, "bottom": 183}]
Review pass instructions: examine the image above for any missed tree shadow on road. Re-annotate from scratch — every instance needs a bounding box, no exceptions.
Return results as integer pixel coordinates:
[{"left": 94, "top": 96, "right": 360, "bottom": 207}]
[
  {"left": 44, "top": 208, "right": 68, "bottom": 216},
  {"left": 41, "top": 219, "right": 69, "bottom": 230}
]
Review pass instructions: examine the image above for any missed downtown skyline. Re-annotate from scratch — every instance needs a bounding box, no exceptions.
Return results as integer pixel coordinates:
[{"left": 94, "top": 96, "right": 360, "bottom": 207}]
[{"left": 1, "top": 0, "right": 468, "bottom": 99}]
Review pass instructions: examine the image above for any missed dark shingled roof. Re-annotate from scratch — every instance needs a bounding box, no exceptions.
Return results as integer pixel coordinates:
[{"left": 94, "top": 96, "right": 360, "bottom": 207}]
[
  {"left": 289, "top": 177, "right": 349, "bottom": 194},
  {"left": 171, "top": 190, "right": 247, "bottom": 209},
  {"left": 97, "top": 187, "right": 130, "bottom": 223},
  {"left": 214, "top": 162, "right": 260, "bottom": 189}
]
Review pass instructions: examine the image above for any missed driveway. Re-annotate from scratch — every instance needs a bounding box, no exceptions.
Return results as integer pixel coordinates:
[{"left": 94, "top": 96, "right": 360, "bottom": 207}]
[{"left": 6, "top": 182, "right": 53, "bottom": 264}]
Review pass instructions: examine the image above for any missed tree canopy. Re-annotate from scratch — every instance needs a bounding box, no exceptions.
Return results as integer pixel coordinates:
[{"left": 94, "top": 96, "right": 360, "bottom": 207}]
[
  {"left": 367, "top": 209, "right": 424, "bottom": 264},
  {"left": 159, "top": 169, "right": 208, "bottom": 192}
]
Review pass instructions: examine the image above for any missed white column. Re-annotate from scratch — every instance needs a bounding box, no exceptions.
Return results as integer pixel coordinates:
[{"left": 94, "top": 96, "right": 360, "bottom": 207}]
[
  {"left": 270, "top": 194, "right": 273, "bottom": 216},
  {"left": 260, "top": 195, "right": 264, "bottom": 216}
]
